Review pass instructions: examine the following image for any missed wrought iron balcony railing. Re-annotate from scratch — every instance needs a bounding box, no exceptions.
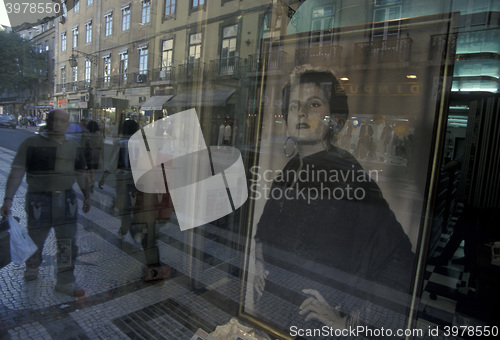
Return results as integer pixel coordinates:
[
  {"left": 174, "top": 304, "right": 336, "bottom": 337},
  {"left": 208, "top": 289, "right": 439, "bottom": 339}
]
[
  {"left": 151, "top": 67, "right": 176, "bottom": 82},
  {"left": 209, "top": 57, "right": 242, "bottom": 78},
  {"left": 247, "top": 51, "right": 287, "bottom": 73},
  {"left": 178, "top": 61, "right": 205, "bottom": 81},
  {"left": 354, "top": 37, "right": 412, "bottom": 64}
]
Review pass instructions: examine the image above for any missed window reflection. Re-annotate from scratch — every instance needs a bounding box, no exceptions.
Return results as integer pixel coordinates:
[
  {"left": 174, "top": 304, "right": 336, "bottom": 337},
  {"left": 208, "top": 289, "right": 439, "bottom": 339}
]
[{"left": 1, "top": 0, "right": 499, "bottom": 338}]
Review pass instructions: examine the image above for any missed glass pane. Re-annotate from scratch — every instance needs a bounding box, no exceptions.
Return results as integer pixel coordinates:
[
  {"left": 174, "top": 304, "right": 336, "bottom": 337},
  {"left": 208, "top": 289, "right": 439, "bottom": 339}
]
[
  {"left": 190, "top": 32, "right": 202, "bottom": 44},
  {"left": 1, "top": 2, "right": 498, "bottom": 339},
  {"left": 223, "top": 24, "right": 238, "bottom": 38}
]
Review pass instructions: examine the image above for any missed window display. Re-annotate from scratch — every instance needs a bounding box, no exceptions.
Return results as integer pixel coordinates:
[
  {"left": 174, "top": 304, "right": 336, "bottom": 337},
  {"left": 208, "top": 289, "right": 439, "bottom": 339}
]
[{"left": 1, "top": 1, "right": 499, "bottom": 338}]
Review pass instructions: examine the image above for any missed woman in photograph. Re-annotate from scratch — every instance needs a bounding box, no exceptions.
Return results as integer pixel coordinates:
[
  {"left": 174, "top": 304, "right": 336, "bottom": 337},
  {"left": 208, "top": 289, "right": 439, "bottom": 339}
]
[{"left": 253, "top": 65, "right": 415, "bottom": 332}]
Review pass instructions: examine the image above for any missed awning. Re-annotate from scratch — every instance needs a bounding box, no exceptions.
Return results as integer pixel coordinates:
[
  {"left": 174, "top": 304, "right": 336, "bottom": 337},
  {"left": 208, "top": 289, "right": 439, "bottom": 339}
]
[
  {"left": 168, "top": 89, "right": 235, "bottom": 107},
  {"left": 140, "top": 95, "right": 173, "bottom": 111}
]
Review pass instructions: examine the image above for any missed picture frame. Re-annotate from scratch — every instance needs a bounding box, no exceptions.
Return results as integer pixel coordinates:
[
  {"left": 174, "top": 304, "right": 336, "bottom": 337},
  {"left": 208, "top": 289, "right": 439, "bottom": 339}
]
[{"left": 238, "top": 12, "right": 457, "bottom": 338}]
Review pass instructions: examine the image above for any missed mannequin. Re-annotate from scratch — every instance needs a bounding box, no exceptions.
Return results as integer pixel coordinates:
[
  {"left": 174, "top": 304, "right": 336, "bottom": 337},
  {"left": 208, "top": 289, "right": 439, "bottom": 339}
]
[{"left": 224, "top": 123, "right": 232, "bottom": 146}]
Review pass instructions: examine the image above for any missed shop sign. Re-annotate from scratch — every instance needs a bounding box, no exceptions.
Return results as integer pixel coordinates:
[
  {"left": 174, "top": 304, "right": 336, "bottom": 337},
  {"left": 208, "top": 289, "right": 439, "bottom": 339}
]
[{"left": 336, "top": 82, "right": 423, "bottom": 96}]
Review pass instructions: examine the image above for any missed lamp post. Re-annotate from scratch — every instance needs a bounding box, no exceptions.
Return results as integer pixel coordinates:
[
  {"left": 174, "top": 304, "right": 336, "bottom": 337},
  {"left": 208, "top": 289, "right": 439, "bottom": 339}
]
[{"left": 68, "top": 49, "right": 98, "bottom": 120}]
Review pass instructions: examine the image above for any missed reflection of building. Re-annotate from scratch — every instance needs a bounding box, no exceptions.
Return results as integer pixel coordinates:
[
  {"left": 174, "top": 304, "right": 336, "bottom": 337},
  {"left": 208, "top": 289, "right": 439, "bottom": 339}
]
[
  {"left": 53, "top": 0, "right": 289, "bottom": 138},
  {"left": 7, "top": 0, "right": 496, "bottom": 336}
]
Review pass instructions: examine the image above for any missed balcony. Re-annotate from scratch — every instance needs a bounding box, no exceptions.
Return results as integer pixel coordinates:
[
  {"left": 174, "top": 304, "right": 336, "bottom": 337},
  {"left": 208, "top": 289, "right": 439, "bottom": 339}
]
[
  {"left": 353, "top": 37, "right": 412, "bottom": 65},
  {"left": 178, "top": 61, "right": 205, "bottom": 82},
  {"left": 56, "top": 81, "right": 90, "bottom": 94},
  {"left": 56, "top": 83, "right": 66, "bottom": 93},
  {"left": 129, "top": 71, "right": 150, "bottom": 85},
  {"left": 96, "top": 73, "right": 139, "bottom": 89},
  {"left": 430, "top": 33, "right": 458, "bottom": 63},
  {"left": 456, "top": 28, "right": 500, "bottom": 54},
  {"left": 209, "top": 57, "right": 242, "bottom": 79},
  {"left": 247, "top": 51, "right": 287, "bottom": 73},
  {"left": 151, "top": 67, "right": 176, "bottom": 83},
  {"left": 295, "top": 45, "right": 343, "bottom": 68}
]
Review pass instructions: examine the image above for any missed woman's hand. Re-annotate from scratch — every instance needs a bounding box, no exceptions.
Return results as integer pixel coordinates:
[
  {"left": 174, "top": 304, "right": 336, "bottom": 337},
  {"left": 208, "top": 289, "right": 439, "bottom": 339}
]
[
  {"left": 0, "top": 200, "right": 12, "bottom": 218},
  {"left": 299, "top": 289, "right": 347, "bottom": 329},
  {"left": 253, "top": 241, "right": 268, "bottom": 301},
  {"left": 254, "top": 258, "right": 269, "bottom": 301}
]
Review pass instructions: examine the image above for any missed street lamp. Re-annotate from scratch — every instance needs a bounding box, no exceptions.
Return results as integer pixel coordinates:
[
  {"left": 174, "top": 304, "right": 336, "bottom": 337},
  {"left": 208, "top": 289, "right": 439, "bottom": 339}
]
[
  {"left": 68, "top": 49, "right": 98, "bottom": 66},
  {"left": 67, "top": 49, "right": 98, "bottom": 120}
]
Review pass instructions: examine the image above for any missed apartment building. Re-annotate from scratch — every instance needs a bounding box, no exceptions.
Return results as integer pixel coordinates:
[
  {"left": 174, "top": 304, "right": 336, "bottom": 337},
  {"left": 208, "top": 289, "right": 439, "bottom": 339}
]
[{"left": 54, "top": 0, "right": 285, "bottom": 139}]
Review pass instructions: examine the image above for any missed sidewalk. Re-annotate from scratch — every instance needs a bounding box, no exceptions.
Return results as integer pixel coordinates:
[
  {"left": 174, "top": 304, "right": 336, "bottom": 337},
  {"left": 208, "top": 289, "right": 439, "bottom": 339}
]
[{"left": 0, "top": 144, "right": 240, "bottom": 339}]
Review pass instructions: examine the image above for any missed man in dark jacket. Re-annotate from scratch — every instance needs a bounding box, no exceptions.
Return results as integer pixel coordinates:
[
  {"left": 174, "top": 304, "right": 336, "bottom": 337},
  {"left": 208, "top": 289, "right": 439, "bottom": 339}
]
[{"left": 1, "top": 109, "right": 91, "bottom": 297}]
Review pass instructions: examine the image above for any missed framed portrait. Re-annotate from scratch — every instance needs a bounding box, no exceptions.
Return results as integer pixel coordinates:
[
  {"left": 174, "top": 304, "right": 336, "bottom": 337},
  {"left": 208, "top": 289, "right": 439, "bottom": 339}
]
[{"left": 238, "top": 9, "right": 457, "bottom": 339}]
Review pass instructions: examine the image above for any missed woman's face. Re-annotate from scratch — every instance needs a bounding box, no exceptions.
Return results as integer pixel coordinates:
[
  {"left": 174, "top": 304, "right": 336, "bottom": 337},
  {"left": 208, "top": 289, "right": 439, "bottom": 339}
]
[{"left": 287, "top": 83, "right": 330, "bottom": 142}]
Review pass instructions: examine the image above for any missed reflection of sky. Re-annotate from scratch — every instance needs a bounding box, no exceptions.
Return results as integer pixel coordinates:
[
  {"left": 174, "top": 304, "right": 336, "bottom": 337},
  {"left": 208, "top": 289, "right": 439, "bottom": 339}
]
[{"left": 0, "top": 0, "right": 11, "bottom": 27}]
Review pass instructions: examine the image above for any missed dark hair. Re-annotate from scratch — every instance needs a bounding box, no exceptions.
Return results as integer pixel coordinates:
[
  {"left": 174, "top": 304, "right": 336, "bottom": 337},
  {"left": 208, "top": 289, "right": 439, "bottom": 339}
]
[
  {"left": 86, "top": 120, "right": 99, "bottom": 133},
  {"left": 282, "top": 69, "right": 348, "bottom": 123},
  {"left": 120, "top": 119, "right": 139, "bottom": 136}
]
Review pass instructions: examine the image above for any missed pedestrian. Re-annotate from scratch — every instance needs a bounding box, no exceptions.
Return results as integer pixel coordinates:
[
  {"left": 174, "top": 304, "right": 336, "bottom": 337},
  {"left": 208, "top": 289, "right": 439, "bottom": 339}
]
[
  {"left": 0, "top": 109, "right": 91, "bottom": 297},
  {"left": 98, "top": 120, "right": 142, "bottom": 242},
  {"left": 85, "top": 120, "right": 104, "bottom": 193}
]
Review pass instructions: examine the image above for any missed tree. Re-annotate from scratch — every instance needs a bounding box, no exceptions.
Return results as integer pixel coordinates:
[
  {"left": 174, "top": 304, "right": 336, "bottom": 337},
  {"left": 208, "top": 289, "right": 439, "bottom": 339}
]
[{"left": 0, "top": 30, "right": 48, "bottom": 94}]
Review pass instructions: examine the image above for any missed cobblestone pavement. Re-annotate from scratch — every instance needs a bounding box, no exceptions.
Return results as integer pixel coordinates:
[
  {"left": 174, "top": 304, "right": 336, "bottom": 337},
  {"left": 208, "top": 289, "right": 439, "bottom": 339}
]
[
  {"left": 0, "top": 145, "right": 241, "bottom": 339},
  {"left": 0, "top": 141, "right": 462, "bottom": 340}
]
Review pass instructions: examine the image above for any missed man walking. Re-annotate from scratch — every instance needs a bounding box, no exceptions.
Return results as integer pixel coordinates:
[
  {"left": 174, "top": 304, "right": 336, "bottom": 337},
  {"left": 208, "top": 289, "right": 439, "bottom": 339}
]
[{"left": 1, "top": 109, "right": 91, "bottom": 297}]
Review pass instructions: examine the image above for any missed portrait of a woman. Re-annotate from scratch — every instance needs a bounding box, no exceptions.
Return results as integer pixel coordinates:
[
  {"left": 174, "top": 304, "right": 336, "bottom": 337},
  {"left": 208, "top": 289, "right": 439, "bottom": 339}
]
[{"left": 253, "top": 65, "right": 415, "bottom": 333}]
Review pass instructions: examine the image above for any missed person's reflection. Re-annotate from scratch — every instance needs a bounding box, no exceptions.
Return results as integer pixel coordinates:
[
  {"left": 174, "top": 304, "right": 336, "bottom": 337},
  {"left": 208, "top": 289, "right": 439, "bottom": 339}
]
[
  {"left": 253, "top": 66, "right": 414, "bottom": 331},
  {"left": 99, "top": 120, "right": 142, "bottom": 243},
  {"left": 98, "top": 120, "right": 162, "bottom": 267},
  {"left": 85, "top": 120, "right": 104, "bottom": 193},
  {"left": 0, "top": 109, "right": 91, "bottom": 297}
]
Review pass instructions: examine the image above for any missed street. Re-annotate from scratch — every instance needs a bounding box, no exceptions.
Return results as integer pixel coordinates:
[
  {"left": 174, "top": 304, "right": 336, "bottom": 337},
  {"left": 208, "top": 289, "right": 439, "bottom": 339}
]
[{"left": 0, "top": 126, "right": 34, "bottom": 152}]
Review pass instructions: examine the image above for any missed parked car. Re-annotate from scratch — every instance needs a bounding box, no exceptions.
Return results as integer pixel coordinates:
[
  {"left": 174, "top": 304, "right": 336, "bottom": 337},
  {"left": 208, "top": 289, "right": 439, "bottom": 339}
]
[
  {"left": 36, "top": 122, "right": 86, "bottom": 142},
  {"left": 0, "top": 115, "right": 17, "bottom": 129},
  {"left": 35, "top": 122, "right": 47, "bottom": 133}
]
